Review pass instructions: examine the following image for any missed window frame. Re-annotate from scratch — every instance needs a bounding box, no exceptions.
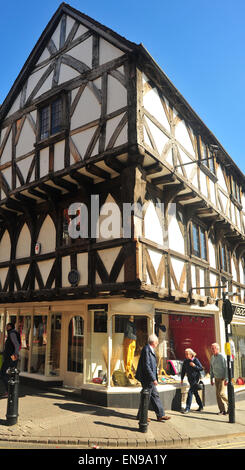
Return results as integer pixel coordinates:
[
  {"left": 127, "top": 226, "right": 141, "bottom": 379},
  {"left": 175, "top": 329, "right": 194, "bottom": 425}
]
[
  {"left": 198, "top": 137, "right": 216, "bottom": 180},
  {"left": 190, "top": 221, "right": 208, "bottom": 261},
  {"left": 36, "top": 93, "right": 68, "bottom": 146},
  {"left": 230, "top": 174, "right": 242, "bottom": 207},
  {"left": 219, "top": 242, "right": 231, "bottom": 273}
]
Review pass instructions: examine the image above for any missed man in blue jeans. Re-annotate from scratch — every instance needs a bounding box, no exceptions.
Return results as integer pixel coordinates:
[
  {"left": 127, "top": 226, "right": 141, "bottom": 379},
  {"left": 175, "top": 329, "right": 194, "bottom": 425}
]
[
  {"left": 135, "top": 334, "right": 171, "bottom": 423},
  {"left": 0, "top": 323, "right": 20, "bottom": 398}
]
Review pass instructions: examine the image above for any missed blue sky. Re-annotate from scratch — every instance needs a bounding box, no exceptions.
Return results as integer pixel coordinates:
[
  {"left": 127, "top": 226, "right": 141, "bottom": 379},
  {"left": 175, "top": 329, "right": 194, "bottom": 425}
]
[{"left": 1, "top": 0, "right": 245, "bottom": 172}]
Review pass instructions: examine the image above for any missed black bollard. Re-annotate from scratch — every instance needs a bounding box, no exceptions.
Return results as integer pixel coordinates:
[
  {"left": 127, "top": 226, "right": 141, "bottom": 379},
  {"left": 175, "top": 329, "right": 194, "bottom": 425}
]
[
  {"left": 6, "top": 367, "right": 19, "bottom": 426},
  {"left": 138, "top": 388, "right": 149, "bottom": 433}
]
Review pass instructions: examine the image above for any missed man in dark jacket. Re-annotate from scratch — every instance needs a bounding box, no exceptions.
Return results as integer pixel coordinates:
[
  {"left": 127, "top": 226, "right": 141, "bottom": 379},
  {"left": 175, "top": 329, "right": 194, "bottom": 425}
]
[
  {"left": 0, "top": 323, "right": 20, "bottom": 397},
  {"left": 135, "top": 334, "right": 171, "bottom": 422}
]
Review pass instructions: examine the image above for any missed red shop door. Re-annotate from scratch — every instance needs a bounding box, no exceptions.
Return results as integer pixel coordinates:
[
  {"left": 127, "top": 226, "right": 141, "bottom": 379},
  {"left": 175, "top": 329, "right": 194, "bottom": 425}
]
[{"left": 169, "top": 315, "right": 216, "bottom": 372}]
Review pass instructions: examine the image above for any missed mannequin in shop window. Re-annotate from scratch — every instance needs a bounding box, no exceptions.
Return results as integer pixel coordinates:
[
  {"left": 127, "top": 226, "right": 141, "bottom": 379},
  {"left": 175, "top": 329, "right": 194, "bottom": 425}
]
[
  {"left": 156, "top": 323, "right": 167, "bottom": 374},
  {"left": 35, "top": 317, "right": 47, "bottom": 374},
  {"left": 123, "top": 316, "right": 137, "bottom": 379}
]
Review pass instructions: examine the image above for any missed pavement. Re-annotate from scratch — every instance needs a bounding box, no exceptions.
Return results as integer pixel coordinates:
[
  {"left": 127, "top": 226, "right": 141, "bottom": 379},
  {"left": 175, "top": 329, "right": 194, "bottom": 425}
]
[{"left": 0, "top": 384, "right": 245, "bottom": 449}]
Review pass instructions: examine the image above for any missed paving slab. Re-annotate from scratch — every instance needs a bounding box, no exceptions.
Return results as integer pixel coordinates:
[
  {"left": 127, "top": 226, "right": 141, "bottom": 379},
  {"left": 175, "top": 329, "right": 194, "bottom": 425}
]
[{"left": 0, "top": 384, "right": 244, "bottom": 448}]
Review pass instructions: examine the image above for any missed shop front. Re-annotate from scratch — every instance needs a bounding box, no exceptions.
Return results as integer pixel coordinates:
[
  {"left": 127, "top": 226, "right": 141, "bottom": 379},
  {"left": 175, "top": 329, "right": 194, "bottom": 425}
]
[
  {"left": 231, "top": 303, "right": 245, "bottom": 381},
  {"left": 0, "top": 300, "right": 218, "bottom": 407}
]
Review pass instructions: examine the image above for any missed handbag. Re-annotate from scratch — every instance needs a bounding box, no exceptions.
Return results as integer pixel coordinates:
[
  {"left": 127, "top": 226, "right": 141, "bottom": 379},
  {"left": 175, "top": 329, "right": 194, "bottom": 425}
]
[{"left": 196, "top": 380, "right": 204, "bottom": 391}]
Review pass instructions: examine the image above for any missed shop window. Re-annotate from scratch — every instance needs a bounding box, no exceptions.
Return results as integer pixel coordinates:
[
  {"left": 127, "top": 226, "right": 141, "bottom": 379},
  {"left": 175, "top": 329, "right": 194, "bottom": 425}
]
[
  {"left": 94, "top": 311, "right": 107, "bottom": 332},
  {"left": 111, "top": 315, "right": 148, "bottom": 386},
  {"left": 18, "top": 315, "right": 31, "bottom": 373},
  {"left": 190, "top": 222, "right": 207, "bottom": 260},
  {"left": 31, "top": 315, "right": 47, "bottom": 375},
  {"left": 68, "top": 316, "right": 84, "bottom": 373},
  {"left": 47, "top": 314, "right": 61, "bottom": 376},
  {"left": 0, "top": 313, "right": 5, "bottom": 351}
]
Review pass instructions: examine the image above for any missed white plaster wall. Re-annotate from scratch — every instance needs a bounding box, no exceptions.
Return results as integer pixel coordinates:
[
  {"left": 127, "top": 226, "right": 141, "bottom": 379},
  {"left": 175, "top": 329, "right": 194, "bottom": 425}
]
[
  {"left": 37, "top": 216, "right": 56, "bottom": 254},
  {"left": 199, "top": 170, "right": 208, "bottom": 198},
  {"left": 208, "top": 239, "right": 216, "bottom": 268},
  {"left": 16, "top": 119, "right": 35, "bottom": 158},
  {"left": 0, "top": 231, "right": 11, "bottom": 262},
  {"left": 0, "top": 268, "right": 8, "bottom": 290},
  {"left": 209, "top": 180, "right": 216, "bottom": 205},
  {"left": 217, "top": 166, "right": 227, "bottom": 192},
  {"left": 175, "top": 120, "right": 195, "bottom": 157},
  {"left": 68, "top": 36, "right": 93, "bottom": 68},
  {"left": 16, "top": 264, "right": 29, "bottom": 287},
  {"left": 25, "top": 64, "right": 50, "bottom": 101},
  {"left": 62, "top": 256, "right": 70, "bottom": 287},
  {"left": 17, "top": 155, "right": 35, "bottom": 185},
  {"left": 107, "top": 75, "right": 127, "bottom": 114},
  {"left": 168, "top": 213, "right": 184, "bottom": 253},
  {"left": 144, "top": 201, "right": 163, "bottom": 245},
  {"left": 1, "top": 130, "right": 12, "bottom": 164},
  {"left": 145, "top": 116, "right": 169, "bottom": 155},
  {"left": 71, "top": 127, "right": 98, "bottom": 160},
  {"left": 99, "top": 38, "right": 124, "bottom": 65},
  {"left": 71, "top": 86, "right": 101, "bottom": 130},
  {"left": 40, "top": 147, "right": 50, "bottom": 177},
  {"left": 37, "top": 259, "right": 55, "bottom": 287},
  {"left": 143, "top": 87, "right": 170, "bottom": 132},
  {"left": 77, "top": 253, "right": 88, "bottom": 285},
  {"left": 16, "top": 224, "right": 31, "bottom": 259},
  {"left": 171, "top": 256, "right": 186, "bottom": 291},
  {"left": 178, "top": 148, "right": 194, "bottom": 179},
  {"left": 54, "top": 140, "right": 65, "bottom": 172},
  {"left": 58, "top": 63, "right": 80, "bottom": 85},
  {"left": 97, "top": 194, "right": 122, "bottom": 242}
]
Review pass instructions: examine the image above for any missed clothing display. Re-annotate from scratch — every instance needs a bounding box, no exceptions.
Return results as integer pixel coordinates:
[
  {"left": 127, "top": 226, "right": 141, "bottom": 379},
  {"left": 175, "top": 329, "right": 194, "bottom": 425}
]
[{"left": 123, "top": 317, "right": 136, "bottom": 378}]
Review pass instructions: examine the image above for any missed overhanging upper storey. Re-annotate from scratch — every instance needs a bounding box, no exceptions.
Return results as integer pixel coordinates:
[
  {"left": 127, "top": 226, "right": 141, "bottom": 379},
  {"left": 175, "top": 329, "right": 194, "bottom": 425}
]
[{"left": 134, "top": 45, "right": 245, "bottom": 241}]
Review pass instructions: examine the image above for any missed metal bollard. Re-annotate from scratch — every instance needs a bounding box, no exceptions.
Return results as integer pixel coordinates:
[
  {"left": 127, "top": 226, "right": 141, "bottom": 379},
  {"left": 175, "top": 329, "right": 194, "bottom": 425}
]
[
  {"left": 138, "top": 388, "right": 149, "bottom": 433},
  {"left": 6, "top": 367, "right": 19, "bottom": 426}
]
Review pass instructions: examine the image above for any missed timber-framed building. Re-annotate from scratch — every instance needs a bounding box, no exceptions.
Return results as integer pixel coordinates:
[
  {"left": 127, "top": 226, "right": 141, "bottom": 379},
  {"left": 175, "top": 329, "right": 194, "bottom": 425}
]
[{"left": 0, "top": 3, "right": 245, "bottom": 406}]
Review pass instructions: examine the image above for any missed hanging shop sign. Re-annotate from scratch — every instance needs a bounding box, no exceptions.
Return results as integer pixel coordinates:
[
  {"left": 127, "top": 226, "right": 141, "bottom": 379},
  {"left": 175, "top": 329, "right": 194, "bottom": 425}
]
[{"left": 232, "top": 304, "right": 245, "bottom": 317}]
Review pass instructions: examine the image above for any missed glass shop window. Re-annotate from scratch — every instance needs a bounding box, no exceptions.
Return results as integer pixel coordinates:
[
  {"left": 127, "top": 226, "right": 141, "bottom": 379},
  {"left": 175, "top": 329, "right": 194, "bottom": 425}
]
[
  {"left": 47, "top": 314, "right": 61, "bottom": 376},
  {"left": 0, "top": 314, "right": 5, "bottom": 352},
  {"left": 30, "top": 315, "right": 47, "bottom": 375},
  {"left": 111, "top": 315, "right": 148, "bottom": 386},
  {"left": 18, "top": 315, "right": 31, "bottom": 373},
  {"left": 67, "top": 316, "right": 84, "bottom": 373},
  {"left": 94, "top": 311, "right": 107, "bottom": 332}
]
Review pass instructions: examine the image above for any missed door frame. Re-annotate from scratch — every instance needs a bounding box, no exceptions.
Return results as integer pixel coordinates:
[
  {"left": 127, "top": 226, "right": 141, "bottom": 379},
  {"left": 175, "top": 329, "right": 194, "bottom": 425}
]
[{"left": 61, "top": 312, "right": 85, "bottom": 388}]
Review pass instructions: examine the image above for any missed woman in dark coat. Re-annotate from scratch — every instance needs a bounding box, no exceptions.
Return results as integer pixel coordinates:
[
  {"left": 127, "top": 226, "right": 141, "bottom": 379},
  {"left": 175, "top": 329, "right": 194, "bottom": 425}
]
[{"left": 180, "top": 348, "right": 204, "bottom": 413}]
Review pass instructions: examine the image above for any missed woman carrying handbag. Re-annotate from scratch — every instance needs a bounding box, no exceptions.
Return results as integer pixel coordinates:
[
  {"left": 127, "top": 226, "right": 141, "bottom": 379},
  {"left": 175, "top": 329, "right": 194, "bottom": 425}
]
[{"left": 180, "top": 348, "right": 204, "bottom": 413}]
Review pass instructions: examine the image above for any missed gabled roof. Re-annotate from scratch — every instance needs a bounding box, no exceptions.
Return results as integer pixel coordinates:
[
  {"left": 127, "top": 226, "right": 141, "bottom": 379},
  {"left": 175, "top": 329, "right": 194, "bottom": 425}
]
[{"left": 0, "top": 2, "right": 137, "bottom": 121}]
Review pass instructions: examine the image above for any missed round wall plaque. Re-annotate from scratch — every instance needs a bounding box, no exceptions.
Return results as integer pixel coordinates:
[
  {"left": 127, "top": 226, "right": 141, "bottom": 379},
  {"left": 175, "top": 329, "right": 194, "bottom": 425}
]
[{"left": 68, "top": 270, "right": 80, "bottom": 286}]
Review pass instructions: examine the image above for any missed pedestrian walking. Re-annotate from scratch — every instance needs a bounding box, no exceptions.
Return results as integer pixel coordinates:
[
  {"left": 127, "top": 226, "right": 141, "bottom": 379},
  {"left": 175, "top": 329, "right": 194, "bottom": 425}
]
[
  {"left": 0, "top": 323, "right": 20, "bottom": 398},
  {"left": 210, "top": 342, "right": 228, "bottom": 415},
  {"left": 135, "top": 334, "right": 171, "bottom": 422},
  {"left": 180, "top": 348, "right": 204, "bottom": 413}
]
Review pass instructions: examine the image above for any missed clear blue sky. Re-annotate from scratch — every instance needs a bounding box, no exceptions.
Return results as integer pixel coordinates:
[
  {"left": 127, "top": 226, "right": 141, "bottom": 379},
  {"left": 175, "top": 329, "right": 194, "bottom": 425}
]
[{"left": 1, "top": 0, "right": 245, "bottom": 172}]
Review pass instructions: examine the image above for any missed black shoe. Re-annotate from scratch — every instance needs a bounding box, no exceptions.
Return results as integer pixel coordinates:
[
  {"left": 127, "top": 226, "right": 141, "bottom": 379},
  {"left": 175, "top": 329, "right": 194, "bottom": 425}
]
[{"left": 197, "top": 407, "right": 203, "bottom": 412}]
